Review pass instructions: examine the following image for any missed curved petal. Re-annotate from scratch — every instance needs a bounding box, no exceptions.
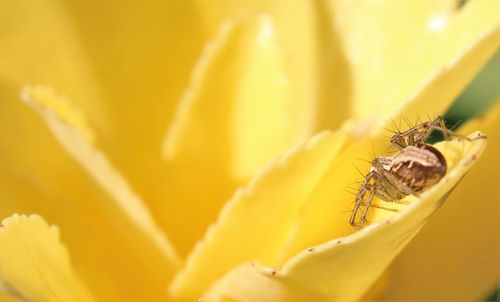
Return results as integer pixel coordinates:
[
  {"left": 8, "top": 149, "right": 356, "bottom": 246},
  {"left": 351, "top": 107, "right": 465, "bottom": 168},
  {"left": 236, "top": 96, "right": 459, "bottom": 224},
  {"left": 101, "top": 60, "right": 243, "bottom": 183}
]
[
  {"left": 202, "top": 263, "right": 329, "bottom": 302},
  {"left": 165, "top": 16, "right": 295, "bottom": 181},
  {"left": 21, "top": 86, "right": 180, "bottom": 266},
  {"left": 0, "top": 214, "right": 94, "bottom": 302},
  {"left": 194, "top": 0, "right": 351, "bottom": 132},
  {"left": 329, "top": 0, "right": 500, "bottom": 120},
  {"left": 59, "top": 1, "right": 208, "bottom": 240},
  {"left": 169, "top": 131, "right": 347, "bottom": 300},
  {"left": 162, "top": 0, "right": 351, "bottom": 256},
  {"left": 0, "top": 87, "right": 179, "bottom": 301},
  {"left": 201, "top": 133, "right": 487, "bottom": 301},
  {"left": 0, "top": 0, "right": 103, "bottom": 197},
  {"left": 274, "top": 0, "right": 499, "bottom": 256},
  {"left": 378, "top": 100, "right": 500, "bottom": 300},
  {"left": 0, "top": 1, "right": 206, "bottom": 256},
  {"left": 162, "top": 15, "right": 321, "bottom": 254}
]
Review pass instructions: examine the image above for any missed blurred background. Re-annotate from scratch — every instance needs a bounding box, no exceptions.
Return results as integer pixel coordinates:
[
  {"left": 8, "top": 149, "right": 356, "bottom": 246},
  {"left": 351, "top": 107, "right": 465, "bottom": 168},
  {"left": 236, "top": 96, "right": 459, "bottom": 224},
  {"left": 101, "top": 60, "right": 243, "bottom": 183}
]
[
  {"left": 435, "top": 50, "right": 499, "bottom": 302},
  {"left": 445, "top": 50, "right": 498, "bottom": 127}
]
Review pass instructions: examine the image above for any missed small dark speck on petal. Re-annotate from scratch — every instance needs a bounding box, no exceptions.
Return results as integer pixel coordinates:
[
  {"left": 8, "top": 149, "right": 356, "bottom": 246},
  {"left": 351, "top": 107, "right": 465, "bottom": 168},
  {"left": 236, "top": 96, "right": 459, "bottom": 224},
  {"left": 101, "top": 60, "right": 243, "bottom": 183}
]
[
  {"left": 308, "top": 248, "right": 314, "bottom": 252},
  {"left": 271, "top": 270, "right": 277, "bottom": 276},
  {"left": 336, "top": 240, "right": 342, "bottom": 244},
  {"left": 465, "top": 154, "right": 478, "bottom": 164}
]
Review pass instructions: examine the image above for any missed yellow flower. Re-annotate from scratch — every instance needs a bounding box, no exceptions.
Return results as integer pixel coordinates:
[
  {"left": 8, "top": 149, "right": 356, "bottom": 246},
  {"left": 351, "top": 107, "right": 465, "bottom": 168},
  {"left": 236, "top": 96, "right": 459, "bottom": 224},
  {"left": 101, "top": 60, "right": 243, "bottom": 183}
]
[{"left": 0, "top": 1, "right": 498, "bottom": 301}]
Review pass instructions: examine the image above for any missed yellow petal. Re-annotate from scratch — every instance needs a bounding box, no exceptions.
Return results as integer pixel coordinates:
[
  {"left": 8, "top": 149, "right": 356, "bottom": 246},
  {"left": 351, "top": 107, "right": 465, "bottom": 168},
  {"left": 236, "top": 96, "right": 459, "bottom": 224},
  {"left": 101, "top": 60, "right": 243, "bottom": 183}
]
[
  {"left": 378, "top": 101, "right": 500, "bottom": 300},
  {"left": 165, "top": 15, "right": 294, "bottom": 181},
  {"left": 331, "top": 0, "right": 500, "bottom": 120},
  {"left": 59, "top": 0, "right": 205, "bottom": 148},
  {"left": 0, "top": 291, "right": 19, "bottom": 302},
  {"left": 22, "top": 86, "right": 179, "bottom": 265},
  {"left": 278, "top": 111, "right": 483, "bottom": 260},
  {"left": 202, "top": 133, "right": 487, "bottom": 301},
  {"left": 0, "top": 1, "right": 207, "bottom": 262},
  {"left": 195, "top": 0, "right": 350, "bottom": 132},
  {"left": 0, "top": 214, "right": 94, "bottom": 302},
  {"left": 169, "top": 131, "right": 347, "bottom": 300},
  {"left": 0, "top": 86, "right": 178, "bottom": 301},
  {"left": 58, "top": 1, "right": 208, "bottom": 244},
  {"left": 202, "top": 263, "right": 328, "bottom": 302},
  {"left": 163, "top": 15, "right": 316, "bottom": 254}
]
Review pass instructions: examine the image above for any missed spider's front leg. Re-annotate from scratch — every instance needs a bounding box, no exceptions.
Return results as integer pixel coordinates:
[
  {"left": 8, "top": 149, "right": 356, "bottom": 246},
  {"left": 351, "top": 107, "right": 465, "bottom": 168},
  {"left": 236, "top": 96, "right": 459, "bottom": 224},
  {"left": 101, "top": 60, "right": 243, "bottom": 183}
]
[
  {"left": 390, "top": 115, "right": 485, "bottom": 149},
  {"left": 390, "top": 121, "right": 433, "bottom": 149},
  {"left": 429, "top": 118, "right": 487, "bottom": 142},
  {"left": 350, "top": 169, "right": 379, "bottom": 226},
  {"left": 390, "top": 116, "right": 447, "bottom": 148}
]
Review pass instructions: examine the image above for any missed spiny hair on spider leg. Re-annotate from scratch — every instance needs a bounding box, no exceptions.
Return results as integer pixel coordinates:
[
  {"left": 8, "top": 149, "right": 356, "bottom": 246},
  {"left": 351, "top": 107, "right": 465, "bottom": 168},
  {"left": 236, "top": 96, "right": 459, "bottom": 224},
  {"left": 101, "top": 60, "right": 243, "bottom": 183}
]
[
  {"left": 389, "top": 117, "right": 401, "bottom": 133},
  {"left": 370, "top": 142, "right": 377, "bottom": 161},
  {"left": 414, "top": 114, "right": 423, "bottom": 127},
  {"left": 343, "top": 181, "right": 367, "bottom": 196},
  {"left": 362, "top": 203, "right": 400, "bottom": 212},
  {"left": 382, "top": 126, "right": 398, "bottom": 134},
  {"left": 342, "top": 200, "right": 401, "bottom": 216},
  {"left": 383, "top": 116, "right": 406, "bottom": 136},
  {"left": 342, "top": 188, "right": 358, "bottom": 197},
  {"left": 341, "top": 202, "right": 361, "bottom": 214},
  {"left": 383, "top": 143, "right": 400, "bottom": 154},
  {"left": 344, "top": 185, "right": 363, "bottom": 194},
  {"left": 386, "top": 113, "right": 442, "bottom": 134},
  {"left": 351, "top": 163, "right": 368, "bottom": 178},
  {"left": 352, "top": 143, "right": 378, "bottom": 164},
  {"left": 353, "top": 157, "right": 372, "bottom": 165},
  {"left": 340, "top": 203, "right": 398, "bottom": 217},
  {"left": 401, "top": 114, "right": 415, "bottom": 130},
  {"left": 425, "top": 112, "right": 433, "bottom": 124},
  {"left": 344, "top": 180, "right": 365, "bottom": 189}
]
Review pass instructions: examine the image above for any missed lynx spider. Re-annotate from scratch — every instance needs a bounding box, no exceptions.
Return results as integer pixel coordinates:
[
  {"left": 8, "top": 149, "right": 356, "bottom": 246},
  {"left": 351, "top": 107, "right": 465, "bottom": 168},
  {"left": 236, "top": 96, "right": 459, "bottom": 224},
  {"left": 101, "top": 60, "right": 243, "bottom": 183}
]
[{"left": 349, "top": 115, "right": 485, "bottom": 226}]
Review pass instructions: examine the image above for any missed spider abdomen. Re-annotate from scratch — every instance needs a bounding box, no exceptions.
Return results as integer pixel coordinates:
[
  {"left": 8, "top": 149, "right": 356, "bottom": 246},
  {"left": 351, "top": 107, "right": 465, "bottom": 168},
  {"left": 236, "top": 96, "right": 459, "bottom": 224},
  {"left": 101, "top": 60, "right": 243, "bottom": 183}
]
[{"left": 387, "top": 144, "right": 447, "bottom": 194}]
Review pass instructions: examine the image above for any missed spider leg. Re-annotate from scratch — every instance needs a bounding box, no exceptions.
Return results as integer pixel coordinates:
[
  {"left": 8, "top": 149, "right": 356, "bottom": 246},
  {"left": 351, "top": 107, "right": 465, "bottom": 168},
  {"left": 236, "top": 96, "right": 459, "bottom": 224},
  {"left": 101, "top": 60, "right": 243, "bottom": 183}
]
[
  {"left": 391, "top": 115, "right": 456, "bottom": 147},
  {"left": 365, "top": 204, "right": 400, "bottom": 212},
  {"left": 429, "top": 125, "right": 486, "bottom": 141},
  {"left": 350, "top": 170, "right": 378, "bottom": 226},
  {"left": 359, "top": 185, "right": 377, "bottom": 223},
  {"left": 390, "top": 123, "right": 432, "bottom": 148}
]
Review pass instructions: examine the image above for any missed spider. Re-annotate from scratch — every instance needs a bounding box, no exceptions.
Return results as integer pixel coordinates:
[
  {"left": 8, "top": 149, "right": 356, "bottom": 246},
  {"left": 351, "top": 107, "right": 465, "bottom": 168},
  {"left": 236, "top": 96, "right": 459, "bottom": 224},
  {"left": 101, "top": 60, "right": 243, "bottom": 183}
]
[{"left": 349, "top": 115, "right": 485, "bottom": 226}]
